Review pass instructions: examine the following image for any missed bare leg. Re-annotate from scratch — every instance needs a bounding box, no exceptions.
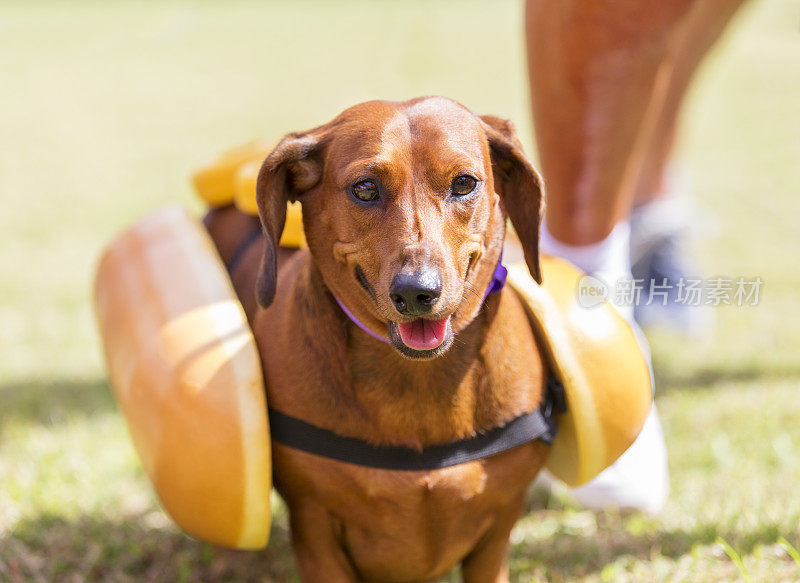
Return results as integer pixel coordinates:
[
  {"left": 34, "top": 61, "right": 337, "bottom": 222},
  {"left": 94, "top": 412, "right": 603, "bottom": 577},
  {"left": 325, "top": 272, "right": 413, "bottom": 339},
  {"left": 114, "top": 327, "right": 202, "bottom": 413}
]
[
  {"left": 526, "top": 0, "right": 696, "bottom": 245},
  {"left": 633, "top": 0, "right": 748, "bottom": 205},
  {"left": 628, "top": 1, "right": 746, "bottom": 331}
]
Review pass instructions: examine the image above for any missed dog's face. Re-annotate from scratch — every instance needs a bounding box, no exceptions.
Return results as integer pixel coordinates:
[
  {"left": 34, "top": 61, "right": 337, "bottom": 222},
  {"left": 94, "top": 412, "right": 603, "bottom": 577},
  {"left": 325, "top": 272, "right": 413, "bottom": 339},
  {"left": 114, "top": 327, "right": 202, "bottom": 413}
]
[{"left": 256, "top": 97, "right": 543, "bottom": 359}]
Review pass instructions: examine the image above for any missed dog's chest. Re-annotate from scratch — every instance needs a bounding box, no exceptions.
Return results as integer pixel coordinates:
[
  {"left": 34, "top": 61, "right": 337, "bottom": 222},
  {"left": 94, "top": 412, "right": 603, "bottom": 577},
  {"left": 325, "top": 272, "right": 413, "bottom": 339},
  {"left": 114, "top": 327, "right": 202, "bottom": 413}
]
[
  {"left": 274, "top": 440, "right": 545, "bottom": 581},
  {"left": 361, "top": 459, "right": 489, "bottom": 503},
  {"left": 275, "top": 438, "right": 545, "bottom": 521}
]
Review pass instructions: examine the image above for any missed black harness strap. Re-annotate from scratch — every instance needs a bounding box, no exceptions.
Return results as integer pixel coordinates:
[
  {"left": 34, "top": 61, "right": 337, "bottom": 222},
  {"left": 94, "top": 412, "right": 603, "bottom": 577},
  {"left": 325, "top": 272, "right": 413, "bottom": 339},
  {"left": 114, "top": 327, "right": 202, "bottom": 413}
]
[
  {"left": 226, "top": 226, "right": 263, "bottom": 274},
  {"left": 268, "top": 376, "right": 565, "bottom": 471}
]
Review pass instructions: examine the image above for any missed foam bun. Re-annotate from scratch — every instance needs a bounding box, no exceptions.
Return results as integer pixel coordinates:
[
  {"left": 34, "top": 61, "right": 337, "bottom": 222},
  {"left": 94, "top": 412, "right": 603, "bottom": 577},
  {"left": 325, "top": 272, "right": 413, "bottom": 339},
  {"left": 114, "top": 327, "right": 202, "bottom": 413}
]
[
  {"left": 508, "top": 257, "right": 652, "bottom": 486},
  {"left": 94, "top": 206, "right": 271, "bottom": 549}
]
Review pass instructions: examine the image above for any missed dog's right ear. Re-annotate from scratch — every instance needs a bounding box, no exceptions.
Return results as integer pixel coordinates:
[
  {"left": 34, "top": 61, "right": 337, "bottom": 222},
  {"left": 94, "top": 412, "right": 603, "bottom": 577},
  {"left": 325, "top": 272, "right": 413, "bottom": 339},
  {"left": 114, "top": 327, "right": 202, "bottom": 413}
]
[{"left": 255, "top": 129, "right": 326, "bottom": 308}]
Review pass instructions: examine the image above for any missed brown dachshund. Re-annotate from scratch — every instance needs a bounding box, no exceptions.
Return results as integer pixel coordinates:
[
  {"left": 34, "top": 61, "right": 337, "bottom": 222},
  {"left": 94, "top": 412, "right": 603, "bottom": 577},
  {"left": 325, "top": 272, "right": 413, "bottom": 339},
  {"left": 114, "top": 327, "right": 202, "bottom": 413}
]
[{"left": 205, "top": 96, "right": 549, "bottom": 582}]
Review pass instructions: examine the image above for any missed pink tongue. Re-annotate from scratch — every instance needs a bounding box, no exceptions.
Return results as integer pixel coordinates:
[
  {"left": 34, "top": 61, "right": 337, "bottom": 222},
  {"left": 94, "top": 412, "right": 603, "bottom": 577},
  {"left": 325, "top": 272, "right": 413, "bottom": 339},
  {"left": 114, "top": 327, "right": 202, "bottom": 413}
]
[{"left": 397, "top": 317, "right": 449, "bottom": 351}]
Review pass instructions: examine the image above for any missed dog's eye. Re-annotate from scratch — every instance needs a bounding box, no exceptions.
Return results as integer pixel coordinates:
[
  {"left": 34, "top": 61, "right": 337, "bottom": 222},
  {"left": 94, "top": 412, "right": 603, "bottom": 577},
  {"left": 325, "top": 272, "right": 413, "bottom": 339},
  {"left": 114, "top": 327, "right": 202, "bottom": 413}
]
[
  {"left": 351, "top": 180, "right": 380, "bottom": 202},
  {"left": 452, "top": 175, "right": 477, "bottom": 197}
]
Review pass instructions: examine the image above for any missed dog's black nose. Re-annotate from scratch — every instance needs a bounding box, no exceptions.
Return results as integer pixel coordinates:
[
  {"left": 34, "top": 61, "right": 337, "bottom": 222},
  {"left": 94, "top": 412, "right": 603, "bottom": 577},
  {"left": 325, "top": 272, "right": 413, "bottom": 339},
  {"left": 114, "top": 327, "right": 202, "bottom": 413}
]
[{"left": 389, "top": 269, "right": 442, "bottom": 316}]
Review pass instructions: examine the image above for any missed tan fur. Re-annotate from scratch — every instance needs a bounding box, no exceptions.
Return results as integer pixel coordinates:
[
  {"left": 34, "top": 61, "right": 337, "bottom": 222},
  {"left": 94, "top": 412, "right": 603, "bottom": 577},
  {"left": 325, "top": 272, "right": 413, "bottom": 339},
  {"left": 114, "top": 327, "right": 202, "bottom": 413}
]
[{"left": 205, "top": 97, "right": 549, "bottom": 582}]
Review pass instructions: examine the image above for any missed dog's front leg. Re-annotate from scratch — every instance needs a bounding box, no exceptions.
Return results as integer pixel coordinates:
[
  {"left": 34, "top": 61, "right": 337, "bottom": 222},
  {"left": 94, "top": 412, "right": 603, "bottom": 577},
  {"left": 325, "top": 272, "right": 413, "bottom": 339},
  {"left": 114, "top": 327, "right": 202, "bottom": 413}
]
[
  {"left": 460, "top": 497, "right": 527, "bottom": 583},
  {"left": 290, "top": 502, "right": 360, "bottom": 583},
  {"left": 460, "top": 533, "right": 511, "bottom": 583}
]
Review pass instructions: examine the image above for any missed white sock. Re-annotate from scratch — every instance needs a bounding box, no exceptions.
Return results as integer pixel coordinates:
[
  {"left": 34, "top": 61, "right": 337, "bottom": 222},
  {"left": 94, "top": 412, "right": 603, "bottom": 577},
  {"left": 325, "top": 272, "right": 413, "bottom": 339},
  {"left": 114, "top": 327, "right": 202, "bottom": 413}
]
[
  {"left": 540, "top": 221, "right": 631, "bottom": 281},
  {"left": 540, "top": 221, "right": 633, "bottom": 321}
]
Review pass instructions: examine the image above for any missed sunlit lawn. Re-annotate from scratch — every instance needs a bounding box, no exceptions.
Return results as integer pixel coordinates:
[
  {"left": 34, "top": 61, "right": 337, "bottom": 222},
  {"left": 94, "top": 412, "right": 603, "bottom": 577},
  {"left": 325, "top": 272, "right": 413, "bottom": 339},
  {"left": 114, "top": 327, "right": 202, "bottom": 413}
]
[{"left": 1, "top": 0, "right": 799, "bottom": 581}]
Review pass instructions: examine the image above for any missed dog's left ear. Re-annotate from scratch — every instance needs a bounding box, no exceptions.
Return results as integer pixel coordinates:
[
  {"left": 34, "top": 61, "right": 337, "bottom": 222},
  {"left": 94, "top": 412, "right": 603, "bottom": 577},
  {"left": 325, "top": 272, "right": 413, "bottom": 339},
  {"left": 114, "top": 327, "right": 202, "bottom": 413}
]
[
  {"left": 479, "top": 114, "right": 544, "bottom": 284},
  {"left": 255, "top": 128, "right": 327, "bottom": 308}
]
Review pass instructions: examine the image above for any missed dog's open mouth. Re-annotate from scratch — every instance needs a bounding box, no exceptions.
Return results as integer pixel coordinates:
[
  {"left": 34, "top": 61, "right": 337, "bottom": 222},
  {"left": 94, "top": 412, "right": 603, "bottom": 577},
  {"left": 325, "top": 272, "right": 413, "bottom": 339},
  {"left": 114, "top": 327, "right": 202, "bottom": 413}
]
[
  {"left": 389, "top": 316, "right": 453, "bottom": 358},
  {"left": 397, "top": 317, "right": 449, "bottom": 351}
]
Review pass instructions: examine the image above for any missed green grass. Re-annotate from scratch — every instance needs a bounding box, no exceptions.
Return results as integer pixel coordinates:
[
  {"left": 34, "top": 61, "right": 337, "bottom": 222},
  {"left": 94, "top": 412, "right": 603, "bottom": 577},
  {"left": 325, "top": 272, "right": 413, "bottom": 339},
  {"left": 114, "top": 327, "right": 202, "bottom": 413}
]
[{"left": 1, "top": 0, "right": 799, "bottom": 581}]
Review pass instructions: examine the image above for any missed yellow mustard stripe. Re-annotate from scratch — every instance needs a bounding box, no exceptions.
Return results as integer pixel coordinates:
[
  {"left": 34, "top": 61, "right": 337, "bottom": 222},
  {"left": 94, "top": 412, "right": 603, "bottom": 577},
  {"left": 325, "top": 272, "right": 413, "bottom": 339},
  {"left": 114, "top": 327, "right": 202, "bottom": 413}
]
[
  {"left": 233, "top": 159, "right": 307, "bottom": 248},
  {"left": 196, "top": 142, "right": 307, "bottom": 249},
  {"left": 280, "top": 202, "right": 307, "bottom": 248},
  {"left": 233, "top": 161, "right": 260, "bottom": 215},
  {"left": 192, "top": 140, "right": 274, "bottom": 207}
]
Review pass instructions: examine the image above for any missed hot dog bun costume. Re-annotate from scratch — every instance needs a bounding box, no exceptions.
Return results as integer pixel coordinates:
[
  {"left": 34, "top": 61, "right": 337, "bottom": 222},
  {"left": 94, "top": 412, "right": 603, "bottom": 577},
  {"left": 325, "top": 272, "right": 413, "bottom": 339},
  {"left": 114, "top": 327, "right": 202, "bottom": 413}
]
[
  {"left": 92, "top": 142, "right": 651, "bottom": 548},
  {"left": 93, "top": 206, "right": 271, "bottom": 549}
]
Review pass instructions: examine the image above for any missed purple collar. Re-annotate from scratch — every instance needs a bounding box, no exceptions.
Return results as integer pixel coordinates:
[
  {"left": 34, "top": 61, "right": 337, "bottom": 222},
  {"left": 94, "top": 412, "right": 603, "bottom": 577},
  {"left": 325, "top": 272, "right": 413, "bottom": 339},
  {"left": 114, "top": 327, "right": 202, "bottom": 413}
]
[{"left": 333, "top": 257, "right": 508, "bottom": 344}]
